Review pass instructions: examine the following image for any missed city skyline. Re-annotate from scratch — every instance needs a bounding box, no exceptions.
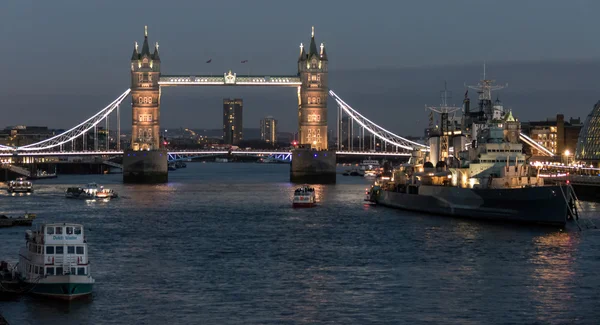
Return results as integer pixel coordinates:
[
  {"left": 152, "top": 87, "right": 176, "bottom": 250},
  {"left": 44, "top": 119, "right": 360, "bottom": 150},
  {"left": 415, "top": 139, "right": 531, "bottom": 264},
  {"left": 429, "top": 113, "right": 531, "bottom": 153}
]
[{"left": 2, "top": 1, "right": 600, "bottom": 135}]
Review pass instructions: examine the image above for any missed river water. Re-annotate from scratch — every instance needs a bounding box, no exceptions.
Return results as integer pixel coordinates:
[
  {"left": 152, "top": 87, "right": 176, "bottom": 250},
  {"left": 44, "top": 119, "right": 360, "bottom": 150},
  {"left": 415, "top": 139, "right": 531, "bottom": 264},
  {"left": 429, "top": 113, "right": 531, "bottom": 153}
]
[{"left": 0, "top": 163, "right": 599, "bottom": 324}]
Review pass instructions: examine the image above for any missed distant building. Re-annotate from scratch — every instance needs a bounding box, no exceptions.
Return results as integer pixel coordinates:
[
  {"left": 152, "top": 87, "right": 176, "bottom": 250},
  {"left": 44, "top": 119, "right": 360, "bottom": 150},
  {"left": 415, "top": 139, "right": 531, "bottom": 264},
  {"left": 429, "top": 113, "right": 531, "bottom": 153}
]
[
  {"left": 260, "top": 116, "right": 277, "bottom": 144},
  {"left": 340, "top": 115, "right": 352, "bottom": 149},
  {"left": 223, "top": 99, "right": 243, "bottom": 145},
  {"left": 577, "top": 101, "right": 600, "bottom": 164},
  {"left": 0, "top": 126, "right": 57, "bottom": 147},
  {"left": 521, "top": 114, "right": 582, "bottom": 156}
]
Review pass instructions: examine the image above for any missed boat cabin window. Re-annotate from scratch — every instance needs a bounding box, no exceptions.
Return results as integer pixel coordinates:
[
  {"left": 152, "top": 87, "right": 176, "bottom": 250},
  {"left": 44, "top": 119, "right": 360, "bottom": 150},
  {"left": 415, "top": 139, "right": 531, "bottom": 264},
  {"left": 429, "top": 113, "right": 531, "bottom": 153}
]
[
  {"left": 46, "top": 227, "right": 54, "bottom": 235},
  {"left": 56, "top": 246, "right": 64, "bottom": 254},
  {"left": 37, "top": 245, "right": 41, "bottom": 254},
  {"left": 71, "top": 267, "right": 76, "bottom": 275},
  {"left": 77, "top": 267, "right": 86, "bottom": 275},
  {"left": 34, "top": 266, "right": 39, "bottom": 274},
  {"left": 74, "top": 226, "right": 82, "bottom": 235},
  {"left": 46, "top": 267, "right": 54, "bottom": 275},
  {"left": 56, "top": 267, "right": 63, "bottom": 275},
  {"left": 68, "top": 246, "right": 75, "bottom": 254},
  {"left": 46, "top": 246, "right": 54, "bottom": 254},
  {"left": 66, "top": 227, "right": 73, "bottom": 235},
  {"left": 76, "top": 246, "right": 84, "bottom": 255},
  {"left": 55, "top": 227, "right": 63, "bottom": 235}
]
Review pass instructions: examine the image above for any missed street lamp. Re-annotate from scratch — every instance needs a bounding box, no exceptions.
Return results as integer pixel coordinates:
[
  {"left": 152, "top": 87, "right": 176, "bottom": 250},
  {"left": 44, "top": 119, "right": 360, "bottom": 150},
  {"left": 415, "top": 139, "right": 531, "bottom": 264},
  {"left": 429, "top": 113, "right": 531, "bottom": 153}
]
[{"left": 564, "top": 150, "right": 570, "bottom": 165}]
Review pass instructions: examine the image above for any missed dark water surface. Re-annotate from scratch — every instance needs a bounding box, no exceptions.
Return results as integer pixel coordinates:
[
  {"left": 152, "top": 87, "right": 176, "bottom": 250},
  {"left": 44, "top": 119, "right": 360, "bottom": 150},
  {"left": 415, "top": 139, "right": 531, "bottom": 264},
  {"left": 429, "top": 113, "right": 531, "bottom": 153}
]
[{"left": 1, "top": 163, "right": 599, "bottom": 324}]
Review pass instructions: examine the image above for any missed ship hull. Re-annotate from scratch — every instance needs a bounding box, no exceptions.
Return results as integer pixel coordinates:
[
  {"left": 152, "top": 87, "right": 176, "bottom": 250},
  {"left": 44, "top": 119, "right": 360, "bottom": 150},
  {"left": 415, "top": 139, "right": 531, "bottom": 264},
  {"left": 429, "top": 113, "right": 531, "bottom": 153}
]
[
  {"left": 26, "top": 275, "right": 94, "bottom": 300},
  {"left": 30, "top": 283, "right": 93, "bottom": 300},
  {"left": 376, "top": 185, "right": 570, "bottom": 226}
]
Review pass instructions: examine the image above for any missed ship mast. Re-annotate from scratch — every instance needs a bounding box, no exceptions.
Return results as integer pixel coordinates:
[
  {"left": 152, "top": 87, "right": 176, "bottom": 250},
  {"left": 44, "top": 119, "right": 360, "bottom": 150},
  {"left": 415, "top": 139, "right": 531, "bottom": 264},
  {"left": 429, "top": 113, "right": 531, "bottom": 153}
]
[
  {"left": 425, "top": 82, "right": 462, "bottom": 164},
  {"left": 465, "top": 63, "right": 507, "bottom": 122}
]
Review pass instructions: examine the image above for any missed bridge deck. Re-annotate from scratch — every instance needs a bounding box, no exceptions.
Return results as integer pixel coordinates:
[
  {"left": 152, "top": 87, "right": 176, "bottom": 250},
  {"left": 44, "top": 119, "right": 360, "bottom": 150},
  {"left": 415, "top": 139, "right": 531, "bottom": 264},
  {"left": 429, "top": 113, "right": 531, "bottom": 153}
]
[{"left": 159, "top": 74, "right": 301, "bottom": 87}]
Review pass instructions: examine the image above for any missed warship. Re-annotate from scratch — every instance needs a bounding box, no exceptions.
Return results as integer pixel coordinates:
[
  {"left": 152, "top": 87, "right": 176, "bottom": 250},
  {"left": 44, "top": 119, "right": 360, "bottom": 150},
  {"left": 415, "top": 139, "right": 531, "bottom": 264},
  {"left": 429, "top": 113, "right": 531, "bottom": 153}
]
[{"left": 367, "top": 74, "right": 574, "bottom": 226}]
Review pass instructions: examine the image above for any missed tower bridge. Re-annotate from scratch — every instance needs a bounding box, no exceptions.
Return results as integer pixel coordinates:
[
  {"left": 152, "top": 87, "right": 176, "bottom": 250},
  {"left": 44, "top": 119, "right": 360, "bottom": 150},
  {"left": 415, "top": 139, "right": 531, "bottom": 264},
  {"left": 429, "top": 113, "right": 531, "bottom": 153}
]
[{"left": 0, "top": 26, "right": 556, "bottom": 184}]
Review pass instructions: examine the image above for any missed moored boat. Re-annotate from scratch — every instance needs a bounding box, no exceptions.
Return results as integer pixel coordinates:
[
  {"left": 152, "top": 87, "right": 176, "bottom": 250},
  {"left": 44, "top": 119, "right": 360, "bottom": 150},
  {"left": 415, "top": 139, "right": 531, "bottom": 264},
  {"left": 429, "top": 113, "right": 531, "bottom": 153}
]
[
  {"left": 65, "top": 183, "right": 117, "bottom": 199},
  {"left": 369, "top": 75, "right": 574, "bottom": 226},
  {"left": 293, "top": 185, "right": 316, "bottom": 207},
  {"left": 8, "top": 177, "right": 33, "bottom": 193},
  {"left": 16, "top": 223, "right": 94, "bottom": 300},
  {"left": 0, "top": 224, "right": 94, "bottom": 299},
  {"left": 0, "top": 213, "right": 36, "bottom": 227}
]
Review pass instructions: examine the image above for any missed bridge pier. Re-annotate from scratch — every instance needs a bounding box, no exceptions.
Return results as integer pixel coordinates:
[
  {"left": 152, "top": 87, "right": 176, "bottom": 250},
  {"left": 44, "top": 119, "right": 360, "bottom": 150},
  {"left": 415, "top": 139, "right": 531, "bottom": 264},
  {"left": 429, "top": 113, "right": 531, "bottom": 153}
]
[
  {"left": 290, "top": 147, "right": 336, "bottom": 184},
  {"left": 123, "top": 149, "right": 168, "bottom": 183}
]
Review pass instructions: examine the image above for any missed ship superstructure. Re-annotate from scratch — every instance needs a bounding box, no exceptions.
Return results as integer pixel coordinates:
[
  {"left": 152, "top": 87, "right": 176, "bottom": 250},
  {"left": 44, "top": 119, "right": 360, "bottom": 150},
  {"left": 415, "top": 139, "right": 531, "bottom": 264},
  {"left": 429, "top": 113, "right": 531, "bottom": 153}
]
[{"left": 369, "top": 69, "right": 574, "bottom": 226}]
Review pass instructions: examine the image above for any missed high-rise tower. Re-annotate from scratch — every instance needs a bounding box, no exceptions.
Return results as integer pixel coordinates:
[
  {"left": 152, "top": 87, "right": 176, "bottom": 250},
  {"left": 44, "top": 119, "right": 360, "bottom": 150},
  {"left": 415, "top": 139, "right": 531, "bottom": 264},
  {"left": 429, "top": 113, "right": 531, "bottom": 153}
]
[
  {"left": 130, "top": 26, "right": 161, "bottom": 151},
  {"left": 297, "top": 27, "right": 328, "bottom": 150}
]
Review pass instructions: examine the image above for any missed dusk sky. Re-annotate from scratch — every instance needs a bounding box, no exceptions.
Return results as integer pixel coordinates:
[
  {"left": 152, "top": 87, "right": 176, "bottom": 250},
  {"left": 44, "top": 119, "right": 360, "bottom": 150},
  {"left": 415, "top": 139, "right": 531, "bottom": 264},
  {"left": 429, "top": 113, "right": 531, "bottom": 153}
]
[{"left": 2, "top": 0, "right": 600, "bottom": 135}]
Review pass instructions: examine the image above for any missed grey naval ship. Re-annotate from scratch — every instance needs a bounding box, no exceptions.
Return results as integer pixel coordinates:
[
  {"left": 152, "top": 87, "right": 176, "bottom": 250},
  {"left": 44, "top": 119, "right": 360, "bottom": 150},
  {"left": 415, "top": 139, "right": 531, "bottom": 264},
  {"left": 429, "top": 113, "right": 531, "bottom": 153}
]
[{"left": 367, "top": 75, "right": 575, "bottom": 226}]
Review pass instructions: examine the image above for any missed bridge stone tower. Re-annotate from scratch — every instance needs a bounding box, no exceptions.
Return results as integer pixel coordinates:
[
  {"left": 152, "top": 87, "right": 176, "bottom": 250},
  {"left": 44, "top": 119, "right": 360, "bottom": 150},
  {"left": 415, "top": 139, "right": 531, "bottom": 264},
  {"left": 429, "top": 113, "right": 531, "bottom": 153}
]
[
  {"left": 298, "top": 27, "right": 328, "bottom": 150},
  {"left": 130, "top": 26, "right": 161, "bottom": 151},
  {"left": 290, "top": 27, "right": 336, "bottom": 184},
  {"left": 123, "top": 26, "right": 168, "bottom": 183}
]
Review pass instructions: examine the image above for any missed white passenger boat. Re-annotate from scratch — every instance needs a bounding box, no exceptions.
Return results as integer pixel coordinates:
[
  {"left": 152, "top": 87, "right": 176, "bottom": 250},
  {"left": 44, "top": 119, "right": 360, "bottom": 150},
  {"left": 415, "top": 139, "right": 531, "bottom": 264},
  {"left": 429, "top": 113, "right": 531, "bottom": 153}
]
[
  {"left": 364, "top": 170, "right": 378, "bottom": 177},
  {"left": 360, "top": 160, "right": 380, "bottom": 171},
  {"left": 8, "top": 177, "right": 33, "bottom": 193},
  {"left": 65, "top": 183, "right": 117, "bottom": 199},
  {"left": 16, "top": 223, "right": 94, "bottom": 300},
  {"left": 293, "top": 185, "right": 316, "bottom": 208}
]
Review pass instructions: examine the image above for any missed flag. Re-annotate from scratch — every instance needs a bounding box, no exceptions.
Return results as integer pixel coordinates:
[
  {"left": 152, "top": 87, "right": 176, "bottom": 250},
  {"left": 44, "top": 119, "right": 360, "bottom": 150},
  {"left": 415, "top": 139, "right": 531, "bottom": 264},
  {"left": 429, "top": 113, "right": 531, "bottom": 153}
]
[
  {"left": 241, "top": 60, "right": 248, "bottom": 63},
  {"left": 206, "top": 59, "right": 212, "bottom": 63}
]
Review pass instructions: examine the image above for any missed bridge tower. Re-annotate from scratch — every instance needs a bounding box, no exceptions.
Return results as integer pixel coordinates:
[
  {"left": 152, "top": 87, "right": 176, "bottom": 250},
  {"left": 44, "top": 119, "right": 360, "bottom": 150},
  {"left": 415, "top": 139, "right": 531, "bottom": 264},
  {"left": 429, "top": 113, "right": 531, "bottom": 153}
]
[
  {"left": 123, "top": 26, "right": 168, "bottom": 183},
  {"left": 298, "top": 27, "right": 328, "bottom": 150},
  {"left": 130, "top": 26, "right": 161, "bottom": 151},
  {"left": 290, "top": 27, "right": 336, "bottom": 184}
]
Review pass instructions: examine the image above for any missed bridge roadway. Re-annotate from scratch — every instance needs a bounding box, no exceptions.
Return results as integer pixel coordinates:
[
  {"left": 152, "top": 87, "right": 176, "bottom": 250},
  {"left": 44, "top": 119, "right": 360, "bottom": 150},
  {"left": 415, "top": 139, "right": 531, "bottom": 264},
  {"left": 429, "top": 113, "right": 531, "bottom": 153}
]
[{"left": 0, "top": 150, "right": 411, "bottom": 158}]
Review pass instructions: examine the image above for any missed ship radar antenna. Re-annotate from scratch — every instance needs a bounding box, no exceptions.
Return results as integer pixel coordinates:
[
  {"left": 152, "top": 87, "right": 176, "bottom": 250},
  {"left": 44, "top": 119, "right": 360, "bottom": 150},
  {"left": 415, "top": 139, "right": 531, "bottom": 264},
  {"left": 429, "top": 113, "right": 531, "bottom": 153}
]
[
  {"left": 466, "top": 64, "right": 508, "bottom": 102},
  {"left": 425, "top": 83, "right": 462, "bottom": 163}
]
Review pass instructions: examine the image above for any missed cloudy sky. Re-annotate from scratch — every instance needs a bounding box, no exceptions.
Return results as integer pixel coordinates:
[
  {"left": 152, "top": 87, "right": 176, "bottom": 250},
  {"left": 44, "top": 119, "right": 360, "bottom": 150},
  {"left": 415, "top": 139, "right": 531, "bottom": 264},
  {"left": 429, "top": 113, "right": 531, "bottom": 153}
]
[{"left": 1, "top": 0, "right": 600, "bottom": 135}]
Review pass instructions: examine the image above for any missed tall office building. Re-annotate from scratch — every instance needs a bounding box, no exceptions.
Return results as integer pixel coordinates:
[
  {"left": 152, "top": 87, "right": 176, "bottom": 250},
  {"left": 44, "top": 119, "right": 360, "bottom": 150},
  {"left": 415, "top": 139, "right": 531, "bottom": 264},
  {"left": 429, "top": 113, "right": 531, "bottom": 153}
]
[
  {"left": 260, "top": 116, "right": 278, "bottom": 144},
  {"left": 223, "top": 98, "right": 243, "bottom": 145}
]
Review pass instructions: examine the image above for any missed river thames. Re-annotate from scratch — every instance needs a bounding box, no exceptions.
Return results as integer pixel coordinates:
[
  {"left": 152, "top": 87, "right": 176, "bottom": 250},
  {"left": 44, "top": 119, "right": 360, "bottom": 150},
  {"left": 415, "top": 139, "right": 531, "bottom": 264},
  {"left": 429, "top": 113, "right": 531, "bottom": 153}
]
[{"left": 1, "top": 163, "right": 599, "bottom": 324}]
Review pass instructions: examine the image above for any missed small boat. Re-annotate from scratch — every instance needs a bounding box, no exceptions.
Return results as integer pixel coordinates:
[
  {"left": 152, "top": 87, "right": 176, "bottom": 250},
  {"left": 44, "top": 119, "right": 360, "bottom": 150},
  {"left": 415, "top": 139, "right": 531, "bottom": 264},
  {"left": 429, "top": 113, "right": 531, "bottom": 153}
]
[
  {"left": 350, "top": 170, "right": 363, "bottom": 176},
  {"left": 14, "top": 223, "right": 94, "bottom": 300},
  {"left": 168, "top": 163, "right": 177, "bottom": 171},
  {"left": 175, "top": 161, "right": 187, "bottom": 168},
  {"left": 364, "top": 170, "right": 378, "bottom": 177},
  {"left": 7, "top": 177, "right": 33, "bottom": 193},
  {"left": 65, "top": 183, "right": 116, "bottom": 199},
  {"left": 0, "top": 213, "right": 36, "bottom": 227},
  {"left": 293, "top": 185, "right": 316, "bottom": 208}
]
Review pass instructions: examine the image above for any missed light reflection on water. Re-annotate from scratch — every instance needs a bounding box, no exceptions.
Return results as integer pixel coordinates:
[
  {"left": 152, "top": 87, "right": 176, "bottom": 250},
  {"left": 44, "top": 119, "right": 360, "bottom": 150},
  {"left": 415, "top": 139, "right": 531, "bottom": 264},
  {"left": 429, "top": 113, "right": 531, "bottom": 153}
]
[{"left": 0, "top": 163, "right": 599, "bottom": 324}]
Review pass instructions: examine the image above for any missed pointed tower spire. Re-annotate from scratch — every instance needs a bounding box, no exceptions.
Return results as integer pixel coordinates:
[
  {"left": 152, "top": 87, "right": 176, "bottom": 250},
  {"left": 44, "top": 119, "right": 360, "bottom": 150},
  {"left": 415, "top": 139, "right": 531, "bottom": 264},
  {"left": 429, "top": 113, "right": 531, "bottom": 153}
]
[
  {"left": 152, "top": 41, "right": 161, "bottom": 61},
  {"left": 320, "top": 42, "right": 328, "bottom": 61},
  {"left": 131, "top": 41, "right": 139, "bottom": 60},
  {"left": 140, "top": 25, "right": 151, "bottom": 57},
  {"left": 298, "top": 42, "right": 306, "bottom": 61},
  {"left": 308, "top": 26, "right": 318, "bottom": 57}
]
